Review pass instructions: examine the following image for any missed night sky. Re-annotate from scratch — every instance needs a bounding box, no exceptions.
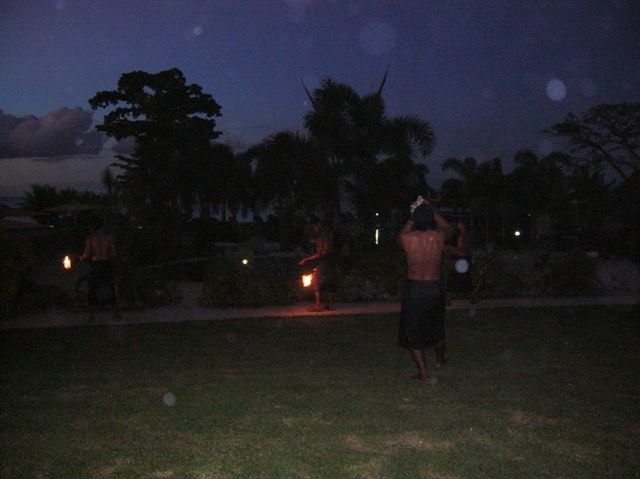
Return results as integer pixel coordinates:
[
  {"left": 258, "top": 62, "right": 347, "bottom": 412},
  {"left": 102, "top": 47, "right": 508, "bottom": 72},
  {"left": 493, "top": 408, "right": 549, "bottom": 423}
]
[{"left": 1, "top": 0, "right": 639, "bottom": 196}]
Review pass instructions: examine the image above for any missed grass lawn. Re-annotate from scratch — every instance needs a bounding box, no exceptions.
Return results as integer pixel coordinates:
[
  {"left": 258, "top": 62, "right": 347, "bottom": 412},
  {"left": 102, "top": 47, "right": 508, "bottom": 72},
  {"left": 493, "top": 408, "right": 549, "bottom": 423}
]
[{"left": 1, "top": 306, "right": 639, "bottom": 478}]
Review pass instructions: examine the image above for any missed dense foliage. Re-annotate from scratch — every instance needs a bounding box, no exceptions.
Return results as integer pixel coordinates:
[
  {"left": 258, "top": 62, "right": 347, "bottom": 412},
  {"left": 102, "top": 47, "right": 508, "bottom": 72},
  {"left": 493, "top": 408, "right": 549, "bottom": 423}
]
[{"left": 3, "top": 71, "right": 639, "bottom": 314}]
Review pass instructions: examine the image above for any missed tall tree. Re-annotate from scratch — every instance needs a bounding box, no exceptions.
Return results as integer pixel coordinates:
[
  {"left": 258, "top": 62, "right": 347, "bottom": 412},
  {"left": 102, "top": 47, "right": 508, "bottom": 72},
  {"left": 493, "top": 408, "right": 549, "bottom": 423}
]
[
  {"left": 442, "top": 157, "right": 507, "bottom": 247},
  {"left": 544, "top": 103, "right": 640, "bottom": 182},
  {"left": 88, "top": 68, "right": 222, "bottom": 221},
  {"left": 506, "top": 150, "right": 569, "bottom": 242},
  {"left": 196, "top": 143, "right": 251, "bottom": 221},
  {"left": 245, "top": 131, "right": 327, "bottom": 214},
  {"left": 303, "top": 76, "right": 435, "bottom": 220}
]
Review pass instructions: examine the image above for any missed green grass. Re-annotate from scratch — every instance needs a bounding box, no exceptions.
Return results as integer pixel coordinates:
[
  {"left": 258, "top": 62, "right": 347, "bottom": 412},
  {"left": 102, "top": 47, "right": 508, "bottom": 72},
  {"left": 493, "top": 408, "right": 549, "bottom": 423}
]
[{"left": 2, "top": 306, "right": 639, "bottom": 478}]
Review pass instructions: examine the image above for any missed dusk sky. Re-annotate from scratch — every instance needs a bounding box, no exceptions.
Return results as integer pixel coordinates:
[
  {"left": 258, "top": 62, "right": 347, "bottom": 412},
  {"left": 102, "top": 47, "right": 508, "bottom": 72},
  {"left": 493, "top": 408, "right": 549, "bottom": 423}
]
[{"left": 1, "top": 0, "right": 639, "bottom": 196}]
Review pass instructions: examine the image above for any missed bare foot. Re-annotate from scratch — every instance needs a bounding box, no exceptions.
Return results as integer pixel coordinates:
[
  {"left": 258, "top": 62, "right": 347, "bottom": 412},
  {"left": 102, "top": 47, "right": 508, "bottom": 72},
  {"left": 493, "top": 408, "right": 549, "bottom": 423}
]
[
  {"left": 411, "top": 372, "right": 430, "bottom": 380},
  {"left": 307, "top": 306, "right": 323, "bottom": 312}
]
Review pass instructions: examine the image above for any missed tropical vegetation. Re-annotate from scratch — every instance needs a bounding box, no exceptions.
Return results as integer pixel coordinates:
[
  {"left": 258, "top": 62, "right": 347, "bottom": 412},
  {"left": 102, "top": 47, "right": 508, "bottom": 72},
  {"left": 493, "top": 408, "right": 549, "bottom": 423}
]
[{"left": 2, "top": 68, "right": 639, "bottom": 315}]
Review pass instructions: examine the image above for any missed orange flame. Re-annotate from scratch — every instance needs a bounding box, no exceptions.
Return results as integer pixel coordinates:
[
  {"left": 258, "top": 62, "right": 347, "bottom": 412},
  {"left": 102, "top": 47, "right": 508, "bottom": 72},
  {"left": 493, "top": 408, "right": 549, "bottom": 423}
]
[
  {"left": 63, "top": 255, "right": 72, "bottom": 270},
  {"left": 302, "top": 273, "right": 313, "bottom": 288}
]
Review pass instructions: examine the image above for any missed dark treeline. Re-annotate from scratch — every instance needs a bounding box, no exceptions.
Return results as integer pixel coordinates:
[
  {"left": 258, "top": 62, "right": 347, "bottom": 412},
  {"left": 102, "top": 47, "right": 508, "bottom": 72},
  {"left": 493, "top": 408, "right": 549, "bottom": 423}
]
[{"left": 17, "top": 69, "right": 640, "bottom": 260}]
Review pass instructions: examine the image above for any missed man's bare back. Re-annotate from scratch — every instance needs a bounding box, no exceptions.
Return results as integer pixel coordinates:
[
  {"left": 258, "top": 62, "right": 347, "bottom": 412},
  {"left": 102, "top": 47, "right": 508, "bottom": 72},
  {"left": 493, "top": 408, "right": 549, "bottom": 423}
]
[
  {"left": 400, "top": 229, "right": 446, "bottom": 281},
  {"left": 81, "top": 231, "right": 116, "bottom": 262},
  {"left": 397, "top": 199, "right": 452, "bottom": 380}
]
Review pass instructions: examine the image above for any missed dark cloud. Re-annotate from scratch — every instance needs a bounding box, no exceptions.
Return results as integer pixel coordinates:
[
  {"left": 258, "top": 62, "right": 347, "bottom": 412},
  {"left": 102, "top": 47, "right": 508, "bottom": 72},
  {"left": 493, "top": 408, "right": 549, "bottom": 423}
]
[{"left": 0, "top": 108, "right": 105, "bottom": 160}]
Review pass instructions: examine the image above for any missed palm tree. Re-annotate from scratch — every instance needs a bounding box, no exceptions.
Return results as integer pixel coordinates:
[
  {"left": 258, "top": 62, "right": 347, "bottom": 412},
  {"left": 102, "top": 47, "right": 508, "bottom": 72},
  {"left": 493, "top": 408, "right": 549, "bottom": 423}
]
[
  {"left": 194, "top": 143, "right": 250, "bottom": 221},
  {"left": 506, "top": 150, "right": 569, "bottom": 241},
  {"left": 302, "top": 76, "right": 435, "bottom": 221},
  {"left": 442, "top": 156, "right": 508, "bottom": 248}
]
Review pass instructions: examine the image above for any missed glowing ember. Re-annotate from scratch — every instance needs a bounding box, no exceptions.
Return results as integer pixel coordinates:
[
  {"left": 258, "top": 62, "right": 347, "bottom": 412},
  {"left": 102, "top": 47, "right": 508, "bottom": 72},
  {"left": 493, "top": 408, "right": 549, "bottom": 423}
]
[
  {"left": 302, "top": 273, "right": 313, "bottom": 288},
  {"left": 63, "top": 255, "right": 72, "bottom": 270}
]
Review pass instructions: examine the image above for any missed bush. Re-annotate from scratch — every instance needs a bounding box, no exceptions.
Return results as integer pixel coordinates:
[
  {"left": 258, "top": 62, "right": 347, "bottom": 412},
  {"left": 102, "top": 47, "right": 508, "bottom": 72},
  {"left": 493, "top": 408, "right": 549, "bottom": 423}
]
[
  {"left": 110, "top": 222, "right": 180, "bottom": 308},
  {"left": 0, "top": 231, "right": 36, "bottom": 318},
  {"left": 470, "top": 252, "right": 534, "bottom": 298},
  {"left": 338, "top": 249, "right": 405, "bottom": 301},
  {"left": 201, "top": 253, "right": 297, "bottom": 307},
  {"left": 540, "top": 253, "right": 599, "bottom": 296},
  {"left": 114, "top": 262, "right": 180, "bottom": 309},
  {"left": 597, "top": 259, "right": 640, "bottom": 293}
]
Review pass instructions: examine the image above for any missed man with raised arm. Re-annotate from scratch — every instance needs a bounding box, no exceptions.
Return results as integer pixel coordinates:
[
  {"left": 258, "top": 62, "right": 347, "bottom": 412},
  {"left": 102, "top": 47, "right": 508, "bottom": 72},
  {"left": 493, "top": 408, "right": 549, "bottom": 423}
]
[{"left": 397, "top": 196, "right": 452, "bottom": 380}]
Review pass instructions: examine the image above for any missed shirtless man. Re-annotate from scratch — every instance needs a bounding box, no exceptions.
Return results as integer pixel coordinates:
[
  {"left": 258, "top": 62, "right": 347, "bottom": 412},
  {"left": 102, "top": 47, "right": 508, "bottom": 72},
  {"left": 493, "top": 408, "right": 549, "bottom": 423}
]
[
  {"left": 80, "top": 219, "right": 120, "bottom": 321},
  {"left": 298, "top": 216, "right": 337, "bottom": 311},
  {"left": 398, "top": 196, "right": 452, "bottom": 380}
]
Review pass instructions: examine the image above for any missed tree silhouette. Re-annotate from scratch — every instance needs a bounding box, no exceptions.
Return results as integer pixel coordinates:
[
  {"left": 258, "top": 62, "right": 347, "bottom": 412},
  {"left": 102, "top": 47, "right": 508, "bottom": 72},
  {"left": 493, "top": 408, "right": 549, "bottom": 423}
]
[
  {"left": 88, "top": 68, "right": 222, "bottom": 222},
  {"left": 544, "top": 103, "right": 640, "bottom": 182},
  {"left": 302, "top": 76, "right": 435, "bottom": 221},
  {"left": 506, "top": 150, "right": 569, "bottom": 243},
  {"left": 443, "top": 157, "right": 507, "bottom": 247},
  {"left": 245, "top": 131, "right": 327, "bottom": 213}
]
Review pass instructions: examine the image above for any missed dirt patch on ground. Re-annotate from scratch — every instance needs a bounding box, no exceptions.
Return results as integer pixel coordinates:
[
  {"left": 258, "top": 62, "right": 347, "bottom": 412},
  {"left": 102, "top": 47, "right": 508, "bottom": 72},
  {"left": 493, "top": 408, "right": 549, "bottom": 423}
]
[
  {"left": 509, "top": 410, "right": 563, "bottom": 426},
  {"left": 342, "top": 431, "right": 453, "bottom": 455}
]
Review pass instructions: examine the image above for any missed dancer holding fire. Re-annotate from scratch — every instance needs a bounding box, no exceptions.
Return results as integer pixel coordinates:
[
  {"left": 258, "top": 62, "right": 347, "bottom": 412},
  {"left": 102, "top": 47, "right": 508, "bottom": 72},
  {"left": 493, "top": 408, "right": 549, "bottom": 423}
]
[
  {"left": 298, "top": 215, "right": 338, "bottom": 312},
  {"left": 397, "top": 196, "right": 453, "bottom": 380}
]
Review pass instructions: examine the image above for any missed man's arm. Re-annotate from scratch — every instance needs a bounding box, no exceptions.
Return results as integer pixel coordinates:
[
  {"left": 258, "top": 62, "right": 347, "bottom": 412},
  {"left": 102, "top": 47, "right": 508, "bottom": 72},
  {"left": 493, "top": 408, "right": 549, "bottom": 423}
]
[
  {"left": 79, "top": 237, "right": 91, "bottom": 261},
  {"left": 397, "top": 218, "right": 414, "bottom": 245},
  {"left": 434, "top": 211, "right": 453, "bottom": 238}
]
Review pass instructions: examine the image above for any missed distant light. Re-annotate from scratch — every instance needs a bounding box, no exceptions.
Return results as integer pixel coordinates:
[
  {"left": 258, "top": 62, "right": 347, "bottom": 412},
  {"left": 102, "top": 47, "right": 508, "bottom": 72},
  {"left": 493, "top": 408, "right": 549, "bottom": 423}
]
[
  {"left": 546, "top": 79, "right": 566, "bottom": 101},
  {"left": 375, "top": 212, "right": 379, "bottom": 217},
  {"left": 374, "top": 228, "right": 379, "bottom": 245},
  {"left": 241, "top": 258, "right": 249, "bottom": 265},
  {"left": 514, "top": 230, "right": 521, "bottom": 237}
]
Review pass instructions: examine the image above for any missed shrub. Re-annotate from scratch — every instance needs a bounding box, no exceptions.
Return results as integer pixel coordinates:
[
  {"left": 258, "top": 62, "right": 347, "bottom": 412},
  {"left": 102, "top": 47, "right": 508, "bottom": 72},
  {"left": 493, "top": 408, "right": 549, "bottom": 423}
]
[
  {"left": 338, "top": 249, "right": 405, "bottom": 301},
  {"left": 540, "top": 253, "right": 599, "bottom": 296},
  {"left": 597, "top": 259, "right": 640, "bottom": 293},
  {"left": 201, "top": 253, "right": 296, "bottom": 307},
  {"left": 115, "top": 262, "right": 180, "bottom": 309},
  {"left": 110, "top": 222, "right": 180, "bottom": 308},
  {"left": 470, "top": 252, "right": 533, "bottom": 298},
  {"left": 0, "top": 231, "right": 36, "bottom": 318}
]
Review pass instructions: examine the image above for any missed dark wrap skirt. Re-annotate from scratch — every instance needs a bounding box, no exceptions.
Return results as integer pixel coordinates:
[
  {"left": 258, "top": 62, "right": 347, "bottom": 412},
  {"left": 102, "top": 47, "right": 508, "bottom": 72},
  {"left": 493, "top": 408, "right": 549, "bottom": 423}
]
[
  {"left": 398, "top": 279, "right": 446, "bottom": 349},
  {"left": 314, "top": 253, "right": 338, "bottom": 293},
  {"left": 88, "top": 260, "right": 116, "bottom": 305}
]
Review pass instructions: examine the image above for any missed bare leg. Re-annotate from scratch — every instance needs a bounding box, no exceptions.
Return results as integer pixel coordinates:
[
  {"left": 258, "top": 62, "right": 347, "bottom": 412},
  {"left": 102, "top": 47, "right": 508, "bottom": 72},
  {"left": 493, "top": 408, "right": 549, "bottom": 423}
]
[
  {"left": 308, "top": 292, "right": 323, "bottom": 312},
  {"left": 410, "top": 349, "right": 429, "bottom": 380},
  {"left": 325, "top": 292, "right": 336, "bottom": 310},
  {"left": 435, "top": 340, "right": 447, "bottom": 368}
]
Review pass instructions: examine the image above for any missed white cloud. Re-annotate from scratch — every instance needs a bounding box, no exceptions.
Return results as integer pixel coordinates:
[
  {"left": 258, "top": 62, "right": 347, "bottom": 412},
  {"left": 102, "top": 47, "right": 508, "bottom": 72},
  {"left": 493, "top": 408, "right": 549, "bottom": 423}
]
[{"left": 0, "top": 108, "right": 104, "bottom": 160}]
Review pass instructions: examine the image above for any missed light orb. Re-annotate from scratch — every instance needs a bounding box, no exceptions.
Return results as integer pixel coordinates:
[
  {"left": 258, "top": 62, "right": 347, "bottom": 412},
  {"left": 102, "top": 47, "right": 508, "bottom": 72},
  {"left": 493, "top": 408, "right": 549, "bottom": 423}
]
[{"left": 454, "top": 258, "right": 469, "bottom": 274}]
